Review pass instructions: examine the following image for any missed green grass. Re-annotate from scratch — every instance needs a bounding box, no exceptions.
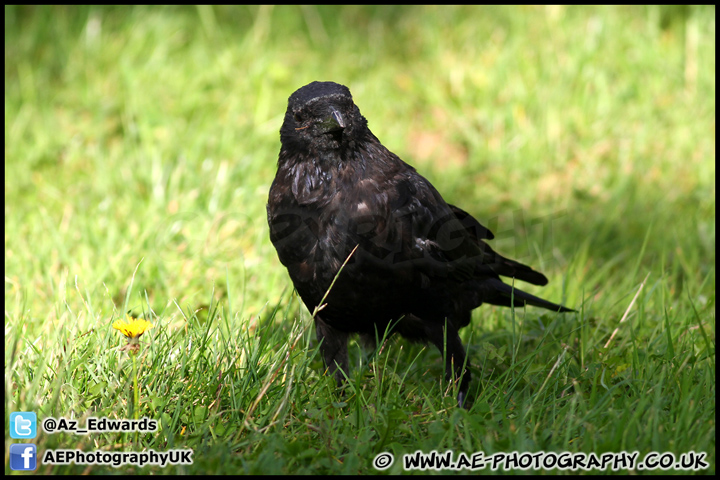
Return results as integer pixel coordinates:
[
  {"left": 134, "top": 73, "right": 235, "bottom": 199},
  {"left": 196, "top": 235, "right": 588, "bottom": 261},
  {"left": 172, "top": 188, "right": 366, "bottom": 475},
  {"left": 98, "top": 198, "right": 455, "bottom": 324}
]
[{"left": 5, "top": 5, "right": 715, "bottom": 474}]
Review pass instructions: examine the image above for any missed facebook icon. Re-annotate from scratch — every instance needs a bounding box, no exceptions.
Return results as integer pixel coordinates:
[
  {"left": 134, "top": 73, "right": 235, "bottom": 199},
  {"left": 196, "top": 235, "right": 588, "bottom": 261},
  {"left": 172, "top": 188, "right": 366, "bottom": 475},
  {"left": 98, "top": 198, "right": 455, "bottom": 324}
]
[{"left": 10, "top": 444, "right": 37, "bottom": 471}]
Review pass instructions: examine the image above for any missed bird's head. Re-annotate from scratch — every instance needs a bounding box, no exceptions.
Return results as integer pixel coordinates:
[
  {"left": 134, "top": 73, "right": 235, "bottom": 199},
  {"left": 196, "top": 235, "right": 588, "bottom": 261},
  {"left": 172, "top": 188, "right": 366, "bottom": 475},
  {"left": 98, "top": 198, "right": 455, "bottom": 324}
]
[{"left": 280, "top": 81, "right": 369, "bottom": 155}]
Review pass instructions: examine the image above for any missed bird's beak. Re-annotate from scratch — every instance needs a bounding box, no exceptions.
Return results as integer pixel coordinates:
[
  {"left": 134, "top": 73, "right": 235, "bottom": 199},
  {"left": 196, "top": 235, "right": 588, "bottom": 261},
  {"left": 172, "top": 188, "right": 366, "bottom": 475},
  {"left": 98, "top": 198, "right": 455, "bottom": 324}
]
[{"left": 319, "top": 107, "right": 346, "bottom": 133}]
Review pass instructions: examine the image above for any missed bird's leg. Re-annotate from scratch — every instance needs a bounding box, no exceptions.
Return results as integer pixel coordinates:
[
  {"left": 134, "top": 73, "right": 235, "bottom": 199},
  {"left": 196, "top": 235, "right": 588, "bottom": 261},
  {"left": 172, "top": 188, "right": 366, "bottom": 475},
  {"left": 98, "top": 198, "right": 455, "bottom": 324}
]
[
  {"left": 314, "top": 315, "right": 350, "bottom": 387},
  {"left": 427, "top": 321, "right": 471, "bottom": 408}
]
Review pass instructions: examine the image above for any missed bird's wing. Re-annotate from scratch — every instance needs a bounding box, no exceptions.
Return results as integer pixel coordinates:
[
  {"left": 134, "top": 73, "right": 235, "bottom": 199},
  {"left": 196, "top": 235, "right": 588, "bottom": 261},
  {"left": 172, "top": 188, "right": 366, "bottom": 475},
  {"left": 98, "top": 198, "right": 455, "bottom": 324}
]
[
  {"left": 447, "top": 204, "right": 494, "bottom": 240},
  {"left": 388, "top": 172, "right": 549, "bottom": 286},
  {"left": 446, "top": 203, "right": 549, "bottom": 286}
]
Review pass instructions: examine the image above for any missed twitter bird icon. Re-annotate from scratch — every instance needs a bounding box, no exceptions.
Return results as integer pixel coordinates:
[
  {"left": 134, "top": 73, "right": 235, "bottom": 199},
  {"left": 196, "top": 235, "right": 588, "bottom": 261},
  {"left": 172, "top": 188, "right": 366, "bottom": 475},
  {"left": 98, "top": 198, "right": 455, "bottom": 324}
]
[{"left": 10, "top": 412, "right": 37, "bottom": 439}]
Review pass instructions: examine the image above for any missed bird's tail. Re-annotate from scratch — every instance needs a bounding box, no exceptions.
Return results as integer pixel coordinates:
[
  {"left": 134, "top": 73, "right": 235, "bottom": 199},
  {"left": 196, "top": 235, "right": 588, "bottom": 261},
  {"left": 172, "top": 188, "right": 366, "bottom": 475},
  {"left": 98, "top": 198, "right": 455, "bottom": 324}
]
[{"left": 486, "top": 278, "right": 575, "bottom": 313}]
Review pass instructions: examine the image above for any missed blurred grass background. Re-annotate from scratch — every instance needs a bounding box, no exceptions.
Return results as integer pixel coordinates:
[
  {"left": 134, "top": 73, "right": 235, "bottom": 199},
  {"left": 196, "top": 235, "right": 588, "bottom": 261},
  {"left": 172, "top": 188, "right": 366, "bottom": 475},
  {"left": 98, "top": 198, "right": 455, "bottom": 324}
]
[{"left": 5, "top": 5, "right": 715, "bottom": 474}]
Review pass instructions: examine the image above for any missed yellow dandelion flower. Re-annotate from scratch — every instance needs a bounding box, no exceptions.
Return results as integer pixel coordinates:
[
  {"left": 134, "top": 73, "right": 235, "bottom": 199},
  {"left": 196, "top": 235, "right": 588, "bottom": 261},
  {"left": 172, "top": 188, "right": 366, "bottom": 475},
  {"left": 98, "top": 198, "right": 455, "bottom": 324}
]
[{"left": 113, "top": 316, "right": 154, "bottom": 339}]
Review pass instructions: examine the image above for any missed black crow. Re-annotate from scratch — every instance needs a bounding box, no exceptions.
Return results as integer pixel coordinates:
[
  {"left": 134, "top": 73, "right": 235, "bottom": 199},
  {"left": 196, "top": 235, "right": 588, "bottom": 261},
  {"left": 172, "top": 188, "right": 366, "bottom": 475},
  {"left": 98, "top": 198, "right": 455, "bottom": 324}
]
[{"left": 267, "top": 81, "right": 574, "bottom": 407}]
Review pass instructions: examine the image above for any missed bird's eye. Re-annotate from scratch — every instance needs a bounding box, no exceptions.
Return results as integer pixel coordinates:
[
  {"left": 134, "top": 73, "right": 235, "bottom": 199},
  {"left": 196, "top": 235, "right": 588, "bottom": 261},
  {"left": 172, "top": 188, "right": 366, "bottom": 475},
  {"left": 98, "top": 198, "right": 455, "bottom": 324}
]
[{"left": 294, "top": 113, "right": 302, "bottom": 123}]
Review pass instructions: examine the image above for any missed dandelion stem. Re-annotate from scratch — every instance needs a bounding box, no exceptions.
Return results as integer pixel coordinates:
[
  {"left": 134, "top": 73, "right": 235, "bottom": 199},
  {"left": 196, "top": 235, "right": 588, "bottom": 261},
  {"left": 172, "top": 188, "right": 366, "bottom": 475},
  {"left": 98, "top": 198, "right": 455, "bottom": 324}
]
[{"left": 132, "top": 351, "right": 139, "bottom": 445}]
